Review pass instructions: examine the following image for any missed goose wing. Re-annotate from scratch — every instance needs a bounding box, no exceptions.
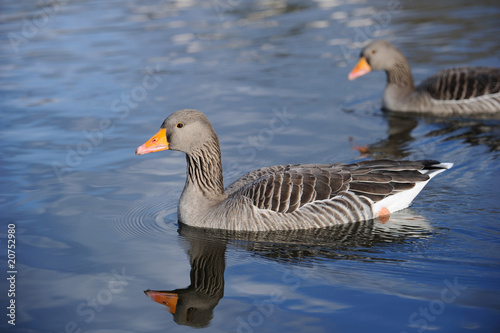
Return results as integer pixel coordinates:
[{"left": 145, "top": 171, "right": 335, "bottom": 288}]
[
  {"left": 225, "top": 164, "right": 306, "bottom": 195},
  {"left": 417, "top": 67, "right": 500, "bottom": 101},
  {"left": 229, "top": 160, "right": 433, "bottom": 214}
]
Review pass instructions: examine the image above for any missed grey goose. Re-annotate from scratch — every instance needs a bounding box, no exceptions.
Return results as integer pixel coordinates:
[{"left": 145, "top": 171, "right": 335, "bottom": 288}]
[
  {"left": 136, "top": 109, "right": 452, "bottom": 231},
  {"left": 348, "top": 40, "right": 500, "bottom": 114}
]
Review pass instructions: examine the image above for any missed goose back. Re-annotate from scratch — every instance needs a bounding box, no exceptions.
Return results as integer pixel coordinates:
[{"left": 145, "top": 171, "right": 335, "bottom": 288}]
[{"left": 417, "top": 67, "right": 500, "bottom": 101}]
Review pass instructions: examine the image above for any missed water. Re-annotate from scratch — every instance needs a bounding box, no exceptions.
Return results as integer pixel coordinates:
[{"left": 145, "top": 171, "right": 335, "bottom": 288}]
[{"left": 1, "top": 0, "right": 500, "bottom": 332}]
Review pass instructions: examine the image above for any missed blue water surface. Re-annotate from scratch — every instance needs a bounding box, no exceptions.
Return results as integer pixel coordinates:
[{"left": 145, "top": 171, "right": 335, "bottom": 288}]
[{"left": 1, "top": 0, "right": 499, "bottom": 332}]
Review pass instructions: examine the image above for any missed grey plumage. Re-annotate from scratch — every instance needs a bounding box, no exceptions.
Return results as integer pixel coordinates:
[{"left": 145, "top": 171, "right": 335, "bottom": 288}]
[
  {"left": 350, "top": 40, "right": 500, "bottom": 114},
  {"left": 136, "top": 110, "right": 451, "bottom": 231},
  {"left": 418, "top": 67, "right": 500, "bottom": 101}
]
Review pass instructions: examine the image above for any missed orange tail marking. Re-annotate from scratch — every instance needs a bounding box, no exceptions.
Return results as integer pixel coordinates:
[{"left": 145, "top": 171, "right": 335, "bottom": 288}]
[{"left": 377, "top": 207, "right": 391, "bottom": 224}]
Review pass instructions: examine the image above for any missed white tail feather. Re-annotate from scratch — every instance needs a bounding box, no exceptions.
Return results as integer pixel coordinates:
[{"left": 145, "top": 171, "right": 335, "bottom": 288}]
[{"left": 373, "top": 162, "right": 452, "bottom": 217}]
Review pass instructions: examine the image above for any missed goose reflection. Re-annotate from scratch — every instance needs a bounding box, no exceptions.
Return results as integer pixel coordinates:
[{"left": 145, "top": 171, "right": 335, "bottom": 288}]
[
  {"left": 144, "top": 232, "right": 225, "bottom": 328},
  {"left": 145, "top": 213, "right": 432, "bottom": 327},
  {"left": 351, "top": 112, "right": 500, "bottom": 159}
]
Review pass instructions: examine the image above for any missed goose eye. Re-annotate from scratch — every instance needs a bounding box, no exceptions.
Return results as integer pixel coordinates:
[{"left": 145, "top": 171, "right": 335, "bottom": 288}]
[
  {"left": 186, "top": 307, "right": 195, "bottom": 321},
  {"left": 176, "top": 122, "right": 184, "bottom": 128},
  {"left": 371, "top": 49, "right": 376, "bottom": 55}
]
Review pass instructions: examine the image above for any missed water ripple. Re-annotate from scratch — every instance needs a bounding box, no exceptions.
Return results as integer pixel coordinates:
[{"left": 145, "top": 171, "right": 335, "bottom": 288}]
[{"left": 106, "top": 199, "right": 178, "bottom": 240}]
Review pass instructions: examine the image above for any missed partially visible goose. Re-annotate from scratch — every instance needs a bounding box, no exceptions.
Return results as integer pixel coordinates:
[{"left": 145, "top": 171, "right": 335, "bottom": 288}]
[
  {"left": 348, "top": 40, "right": 500, "bottom": 114},
  {"left": 136, "top": 109, "right": 452, "bottom": 231}
]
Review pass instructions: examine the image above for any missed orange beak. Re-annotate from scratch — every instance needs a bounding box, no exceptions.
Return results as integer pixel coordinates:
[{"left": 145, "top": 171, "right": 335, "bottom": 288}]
[
  {"left": 348, "top": 56, "right": 372, "bottom": 80},
  {"left": 144, "top": 290, "right": 179, "bottom": 314},
  {"left": 136, "top": 128, "right": 169, "bottom": 155}
]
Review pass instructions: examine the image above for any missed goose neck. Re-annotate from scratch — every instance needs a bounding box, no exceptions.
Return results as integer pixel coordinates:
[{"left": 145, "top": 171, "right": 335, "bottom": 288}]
[
  {"left": 185, "top": 142, "right": 225, "bottom": 197},
  {"left": 386, "top": 57, "right": 415, "bottom": 90}
]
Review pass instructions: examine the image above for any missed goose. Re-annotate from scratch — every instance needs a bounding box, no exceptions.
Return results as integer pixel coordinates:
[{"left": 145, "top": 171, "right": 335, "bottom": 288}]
[
  {"left": 136, "top": 109, "right": 452, "bottom": 231},
  {"left": 348, "top": 40, "right": 500, "bottom": 114}
]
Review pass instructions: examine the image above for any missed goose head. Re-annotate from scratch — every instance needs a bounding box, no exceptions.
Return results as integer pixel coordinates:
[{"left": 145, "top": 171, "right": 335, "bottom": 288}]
[
  {"left": 348, "top": 40, "right": 406, "bottom": 80},
  {"left": 136, "top": 109, "right": 218, "bottom": 156}
]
